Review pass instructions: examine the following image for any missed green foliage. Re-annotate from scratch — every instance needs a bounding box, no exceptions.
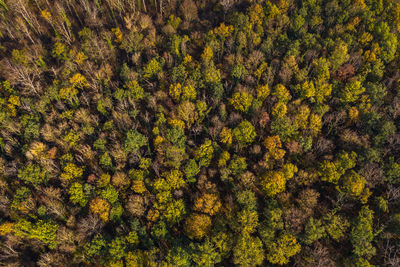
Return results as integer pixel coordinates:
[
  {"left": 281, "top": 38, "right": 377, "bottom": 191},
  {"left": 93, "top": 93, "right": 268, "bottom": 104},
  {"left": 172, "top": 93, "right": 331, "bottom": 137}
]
[
  {"left": 230, "top": 91, "right": 253, "bottom": 112},
  {"left": 143, "top": 58, "right": 163, "bottom": 79},
  {"left": 233, "top": 233, "right": 265, "bottom": 267},
  {"left": 266, "top": 233, "right": 301, "bottom": 265},
  {"left": 166, "top": 246, "right": 191, "bottom": 267},
  {"left": 233, "top": 120, "right": 256, "bottom": 147},
  {"left": 69, "top": 182, "right": 88, "bottom": 207},
  {"left": 14, "top": 219, "right": 58, "bottom": 249},
  {"left": 340, "top": 80, "right": 365, "bottom": 103},
  {"left": 303, "top": 218, "right": 326, "bottom": 245},
  {"left": 184, "top": 159, "right": 200, "bottom": 183},
  {"left": 124, "top": 130, "right": 148, "bottom": 154},
  {"left": 195, "top": 139, "right": 214, "bottom": 167},
  {"left": 191, "top": 239, "right": 222, "bottom": 266},
  {"left": 109, "top": 237, "right": 127, "bottom": 260},
  {"left": 324, "top": 212, "right": 350, "bottom": 241},
  {"left": 18, "top": 164, "right": 48, "bottom": 187},
  {"left": 1, "top": 1, "right": 400, "bottom": 265},
  {"left": 350, "top": 206, "right": 376, "bottom": 259}
]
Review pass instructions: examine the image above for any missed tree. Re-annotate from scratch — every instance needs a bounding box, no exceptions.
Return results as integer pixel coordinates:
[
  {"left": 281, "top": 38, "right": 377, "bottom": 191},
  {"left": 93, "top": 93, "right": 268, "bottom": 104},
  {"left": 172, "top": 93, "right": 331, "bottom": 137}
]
[
  {"left": 263, "top": 135, "right": 285, "bottom": 160},
  {"left": 219, "top": 127, "right": 232, "bottom": 146},
  {"left": 61, "top": 163, "right": 84, "bottom": 181},
  {"left": 340, "top": 80, "right": 365, "bottom": 103},
  {"left": 341, "top": 171, "right": 367, "bottom": 199},
  {"left": 166, "top": 246, "right": 191, "bottom": 267},
  {"left": 191, "top": 239, "right": 222, "bottom": 266},
  {"left": 303, "top": 218, "right": 326, "bottom": 245},
  {"left": 195, "top": 139, "right": 214, "bottom": 167},
  {"left": 230, "top": 91, "right": 253, "bottom": 112},
  {"left": 273, "top": 84, "right": 291, "bottom": 103},
  {"left": 193, "top": 193, "right": 221, "bottom": 216},
  {"left": 233, "top": 120, "right": 256, "bottom": 147},
  {"left": 261, "top": 171, "right": 286, "bottom": 197},
  {"left": 18, "top": 163, "right": 48, "bottom": 187},
  {"left": 329, "top": 40, "right": 350, "bottom": 71},
  {"left": 69, "top": 182, "right": 88, "bottom": 207},
  {"left": 90, "top": 198, "right": 111, "bottom": 222},
  {"left": 233, "top": 233, "right": 265, "bottom": 267},
  {"left": 109, "top": 237, "right": 127, "bottom": 261},
  {"left": 266, "top": 233, "right": 301, "bottom": 265},
  {"left": 124, "top": 130, "right": 148, "bottom": 154},
  {"left": 350, "top": 206, "right": 376, "bottom": 259},
  {"left": 143, "top": 58, "right": 163, "bottom": 79},
  {"left": 324, "top": 212, "right": 350, "bottom": 241},
  {"left": 162, "top": 170, "right": 186, "bottom": 190},
  {"left": 319, "top": 160, "right": 341, "bottom": 184},
  {"left": 184, "top": 213, "right": 212, "bottom": 239},
  {"left": 14, "top": 219, "right": 58, "bottom": 249}
]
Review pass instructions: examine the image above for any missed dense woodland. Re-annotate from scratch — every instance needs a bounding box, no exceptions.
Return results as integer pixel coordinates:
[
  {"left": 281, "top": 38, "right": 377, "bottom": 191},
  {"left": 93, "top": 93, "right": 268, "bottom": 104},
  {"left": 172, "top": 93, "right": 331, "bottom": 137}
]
[{"left": 1, "top": 0, "right": 400, "bottom": 266}]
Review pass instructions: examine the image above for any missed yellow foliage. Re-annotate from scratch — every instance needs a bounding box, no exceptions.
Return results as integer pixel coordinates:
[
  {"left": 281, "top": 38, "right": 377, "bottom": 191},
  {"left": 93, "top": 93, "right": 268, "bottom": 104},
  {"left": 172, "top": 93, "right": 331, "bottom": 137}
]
[
  {"left": 294, "top": 105, "right": 310, "bottom": 130},
  {"left": 112, "top": 27, "right": 123, "bottom": 43},
  {"left": 248, "top": 3, "right": 264, "bottom": 26},
  {"left": 154, "top": 135, "right": 165, "bottom": 147},
  {"left": 90, "top": 198, "right": 111, "bottom": 221},
  {"left": 131, "top": 180, "right": 147, "bottom": 194},
  {"left": 183, "top": 54, "right": 192, "bottom": 64},
  {"left": 360, "top": 32, "right": 373, "bottom": 45},
  {"left": 194, "top": 193, "right": 221, "bottom": 216},
  {"left": 363, "top": 50, "right": 376, "bottom": 62},
  {"left": 181, "top": 84, "right": 197, "bottom": 101},
  {"left": 263, "top": 135, "right": 285, "bottom": 160},
  {"left": 256, "top": 84, "right": 270, "bottom": 100},
  {"left": 201, "top": 46, "right": 213, "bottom": 62},
  {"left": 8, "top": 95, "right": 20, "bottom": 106},
  {"left": 348, "top": 106, "right": 359, "bottom": 122},
  {"left": 273, "top": 84, "right": 291, "bottom": 103},
  {"left": 230, "top": 91, "right": 254, "bottom": 112},
  {"left": 184, "top": 213, "right": 212, "bottom": 239},
  {"left": 272, "top": 102, "right": 287, "bottom": 117},
  {"left": 168, "top": 118, "right": 185, "bottom": 129},
  {"left": 69, "top": 73, "right": 88, "bottom": 88},
  {"left": 220, "top": 127, "right": 232, "bottom": 146},
  {"left": 309, "top": 114, "right": 322, "bottom": 136},
  {"left": 261, "top": 171, "right": 286, "bottom": 197},
  {"left": 218, "top": 150, "right": 231, "bottom": 167},
  {"left": 169, "top": 83, "right": 182, "bottom": 102},
  {"left": 341, "top": 171, "right": 366, "bottom": 198},
  {"left": 0, "top": 222, "right": 14, "bottom": 235},
  {"left": 146, "top": 208, "right": 160, "bottom": 222},
  {"left": 72, "top": 51, "right": 88, "bottom": 65},
  {"left": 59, "top": 87, "right": 78, "bottom": 101},
  {"left": 212, "top": 23, "right": 234, "bottom": 38},
  {"left": 41, "top": 9, "right": 52, "bottom": 21},
  {"left": 28, "top": 142, "right": 48, "bottom": 159}
]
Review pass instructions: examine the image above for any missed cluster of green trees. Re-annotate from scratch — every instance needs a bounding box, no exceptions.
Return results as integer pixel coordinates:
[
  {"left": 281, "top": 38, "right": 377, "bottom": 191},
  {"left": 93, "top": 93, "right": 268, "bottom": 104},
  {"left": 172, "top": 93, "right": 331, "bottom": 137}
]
[{"left": 0, "top": 0, "right": 400, "bottom": 266}]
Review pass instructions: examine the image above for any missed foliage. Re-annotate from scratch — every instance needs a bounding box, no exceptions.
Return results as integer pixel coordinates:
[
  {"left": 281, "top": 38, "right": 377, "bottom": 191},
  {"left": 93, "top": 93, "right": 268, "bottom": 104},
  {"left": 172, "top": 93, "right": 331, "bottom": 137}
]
[
  {"left": 0, "top": 0, "right": 399, "bottom": 265},
  {"left": 233, "top": 120, "right": 256, "bottom": 147}
]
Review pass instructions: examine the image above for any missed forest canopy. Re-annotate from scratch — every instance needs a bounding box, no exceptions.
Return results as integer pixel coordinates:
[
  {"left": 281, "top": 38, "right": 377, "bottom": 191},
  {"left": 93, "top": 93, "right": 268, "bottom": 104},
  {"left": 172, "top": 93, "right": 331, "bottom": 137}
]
[{"left": 1, "top": 0, "right": 400, "bottom": 266}]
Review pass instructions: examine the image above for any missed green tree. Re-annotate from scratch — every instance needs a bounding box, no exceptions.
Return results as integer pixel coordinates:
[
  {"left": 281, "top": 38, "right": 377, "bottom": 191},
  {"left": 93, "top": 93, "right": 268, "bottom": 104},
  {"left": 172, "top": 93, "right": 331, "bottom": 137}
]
[
  {"left": 233, "top": 120, "right": 256, "bottom": 147},
  {"left": 230, "top": 91, "right": 253, "bottom": 112},
  {"left": 124, "top": 130, "right": 148, "bottom": 154},
  {"left": 191, "top": 239, "right": 222, "bottom": 266},
  {"left": 350, "top": 206, "right": 376, "bottom": 259},
  {"left": 166, "top": 246, "right": 191, "bottom": 267},
  {"left": 18, "top": 164, "right": 48, "bottom": 188},
  {"left": 233, "top": 233, "right": 265, "bottom": 267},
  {"left": 266, "top": 233, "right": 301, "bottom": 265},
  {"left": 69, "top": 182, "right": 88, "bottom": 207},
  {"left": 303, "top": 218, "right": 326, "bottom": 245},
  {"left": 195, "top": 139, "right": 214, "bottom": 167}
]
